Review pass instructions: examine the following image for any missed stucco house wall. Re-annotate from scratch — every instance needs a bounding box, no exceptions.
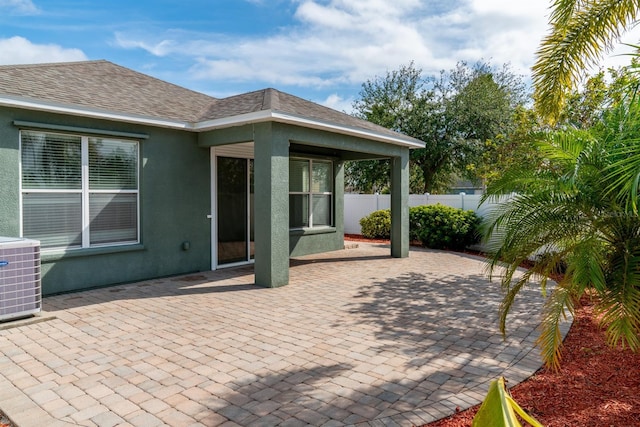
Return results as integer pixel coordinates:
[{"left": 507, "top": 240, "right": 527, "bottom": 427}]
[
  {"left": 0, "top": 109, "right": 359, "bottom": 295},
  {"left": 0, "top": 107, "right": 212, "bottom": 295},
  {"left": 0, "top": 60, "right": 422, "bottom": 294}
]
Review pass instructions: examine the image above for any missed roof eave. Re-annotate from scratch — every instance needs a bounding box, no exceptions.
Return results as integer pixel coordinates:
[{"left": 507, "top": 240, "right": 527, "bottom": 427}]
[
  {"left": 0, "top": 95, "right": 191, "bottom": 130},
  {"left": 195, "top": 110, "right": 425, "bottom": 149},
  {"left": 0, "top": 95, "right": 425, "bottom": 149}
]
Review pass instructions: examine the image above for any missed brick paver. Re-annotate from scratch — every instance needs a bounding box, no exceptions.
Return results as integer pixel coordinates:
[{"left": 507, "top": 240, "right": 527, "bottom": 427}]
[{"left": 0, "top": 244, "right": 570, "bottom": 426}]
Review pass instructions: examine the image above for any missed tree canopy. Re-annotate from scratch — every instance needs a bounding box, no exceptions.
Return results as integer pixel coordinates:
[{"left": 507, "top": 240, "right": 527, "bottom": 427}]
[{"left": 348, "top": 61, "right": 527, "bottom": 194}]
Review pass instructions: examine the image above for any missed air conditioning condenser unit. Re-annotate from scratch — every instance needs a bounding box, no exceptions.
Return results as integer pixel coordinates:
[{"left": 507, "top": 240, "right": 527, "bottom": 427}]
[{"left": 0, "top": 237, "right": 41, "bottom": 321}]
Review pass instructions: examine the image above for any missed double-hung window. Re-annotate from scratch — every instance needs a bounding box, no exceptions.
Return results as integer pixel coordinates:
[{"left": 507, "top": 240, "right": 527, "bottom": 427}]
[
  {"left": 289, "top": 158, "right": 333, "bottom": 228},
  {"left": 20, "top": 130, "right": 139, "bottom": 250}
]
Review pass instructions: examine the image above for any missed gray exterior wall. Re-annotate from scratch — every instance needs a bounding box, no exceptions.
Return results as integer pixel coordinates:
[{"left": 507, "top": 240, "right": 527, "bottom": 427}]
[
  {"left": 0, "top": 108, "right": 409, "bottom": 294},
  {"left": 0, "top": 107, "right": 211, "bottom": 295}
]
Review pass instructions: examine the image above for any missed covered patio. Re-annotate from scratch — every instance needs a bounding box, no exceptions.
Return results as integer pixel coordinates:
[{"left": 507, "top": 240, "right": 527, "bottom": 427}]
[{"left": 0, "top": 244, "right": 567, "bottom": 426}]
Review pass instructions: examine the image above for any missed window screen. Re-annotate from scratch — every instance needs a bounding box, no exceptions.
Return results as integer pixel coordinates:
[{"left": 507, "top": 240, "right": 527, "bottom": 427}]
[
  {"left": 21, "top": 130, "right": 139, "bottom": 250},
  {"left": 289, "top": 158, "right": 332, "bottom": 228}
]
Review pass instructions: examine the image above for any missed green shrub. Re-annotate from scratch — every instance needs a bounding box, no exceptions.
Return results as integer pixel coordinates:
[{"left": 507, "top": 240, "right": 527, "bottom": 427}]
[
  {"left": 359, "top": 209, "right": 391, "bottom": 239},
  {"left": 359, "top": 205, "right": 481, "bottom": 249},
  {"left": 409, "top": 204, "right": 481, "bottom": 250}
]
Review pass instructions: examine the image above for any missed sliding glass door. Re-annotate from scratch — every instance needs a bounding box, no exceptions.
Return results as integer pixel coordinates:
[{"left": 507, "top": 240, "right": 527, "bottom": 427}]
[{"left": 216, "top": 156, "right": 254, "bottom": 266}]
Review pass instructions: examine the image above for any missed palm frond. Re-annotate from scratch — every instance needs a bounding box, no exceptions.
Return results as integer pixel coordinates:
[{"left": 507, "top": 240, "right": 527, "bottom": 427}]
[
  {"left": 541, "top": 128, "right": 592, "bottom": 163},
  {"left": 596, "top": 234, "right": 640, "bottom": 350},
  {"left": 566, "top": 236, "right": 608, "bottom": 293},
  {"left": 533, "top": 0, "right": 640, "bottom": 122},
  {"left": 481, "top": 129, "right": 596, "bottom": 206},
  {"left": 485, "top": 190, "right": 586, "bottom": 341},
  {"left": 597, "top": 291, "right": 640, "bottom": 350},
  {"left": 536, "top": 283, "right": 577, "bottom": 370},
  {"left": 482, "top": 111, "right": 640, "bottom": 367},
  {"left": 497, "top": 269, "right": 545, "bottom": 336},
  {"left": 549, "top": 0, "right": 584, "bottom": 28},
  {"left": 605, "top": 140, "right": 640, "bottom": 211}
]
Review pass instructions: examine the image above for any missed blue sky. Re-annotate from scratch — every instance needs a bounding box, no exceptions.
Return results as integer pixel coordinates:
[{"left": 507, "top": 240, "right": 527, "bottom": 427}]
[{"left": 1, "top": 0, "right": 638, "bottom": 113}]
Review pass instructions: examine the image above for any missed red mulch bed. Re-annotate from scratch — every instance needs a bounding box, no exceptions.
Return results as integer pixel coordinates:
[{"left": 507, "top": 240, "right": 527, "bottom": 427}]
[
  {"left": 425, "top": 297, "right": 640, "bottom": 427},
  {"left": 345, "top": 233, "right": 392, "bottom": 244},
  {"left": 345, "top": 235, "right": 640, "bottom": 426}
]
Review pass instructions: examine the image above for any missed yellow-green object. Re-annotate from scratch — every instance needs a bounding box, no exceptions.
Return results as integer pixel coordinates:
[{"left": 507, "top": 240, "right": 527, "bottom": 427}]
[{"left": 472, "top": 377, "right": 544, "bottom": 427}]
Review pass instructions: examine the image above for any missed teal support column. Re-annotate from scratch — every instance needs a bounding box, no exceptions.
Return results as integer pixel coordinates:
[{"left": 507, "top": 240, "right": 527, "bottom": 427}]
[
  {"left": 253, "top": 123, "right": 290, "bottom": 287},
  {"left": 334, "top": 161, "right": 345, "bottom": 236},
  {"left": 390, "top": 150, "right": 409, "bottom": 258}
]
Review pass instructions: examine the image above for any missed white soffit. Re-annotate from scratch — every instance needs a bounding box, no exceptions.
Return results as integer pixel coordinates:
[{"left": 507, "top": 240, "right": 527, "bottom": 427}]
[
  {"left": 0, "top": 95, "right": 189, "bottom": 130},
  {"left": 194, "top": 110, "right": 425, "bottom": 149},
  {"left": 0, "top": 95, "right": 424, "bottom": 149}
]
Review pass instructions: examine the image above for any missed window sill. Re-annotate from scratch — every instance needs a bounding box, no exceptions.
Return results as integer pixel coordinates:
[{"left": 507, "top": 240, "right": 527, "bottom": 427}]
[
  {"left": 289, "top": 226, "right": 336, "bottom": 236},
  {"left": 41, "top": 244, "right": 145, "bottom": 262}
]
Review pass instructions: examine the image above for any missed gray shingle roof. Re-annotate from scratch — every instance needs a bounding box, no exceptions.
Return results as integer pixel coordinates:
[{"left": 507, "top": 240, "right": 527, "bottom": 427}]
[
  {"left": 0, "top": 60, "right": 214, "bottom": 122},
  {"left": 207, "top": 88, "right": 416, "bottom": 142},
  {"left": 0, "top": 60, "right": 423, "bottom": 146}
]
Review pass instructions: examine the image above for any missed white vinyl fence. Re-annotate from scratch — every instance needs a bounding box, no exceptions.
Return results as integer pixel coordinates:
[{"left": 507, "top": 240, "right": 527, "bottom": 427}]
[{"left": 344, "top": 193, "right": 499, "bottom": 235}]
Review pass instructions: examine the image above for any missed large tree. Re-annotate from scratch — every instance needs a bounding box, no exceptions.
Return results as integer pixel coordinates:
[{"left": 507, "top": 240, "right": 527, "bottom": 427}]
[
  {"left": 348, "top": 61, "right": 526, "bottom": 193},
  {"left": 533, "top": 0, "right": 640, "bottom": 123}
]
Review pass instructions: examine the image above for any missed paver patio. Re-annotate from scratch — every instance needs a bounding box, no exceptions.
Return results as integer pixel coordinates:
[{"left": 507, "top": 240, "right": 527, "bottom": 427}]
[{"left": 0, "top": 243, "right": 570, "bottom": 426}]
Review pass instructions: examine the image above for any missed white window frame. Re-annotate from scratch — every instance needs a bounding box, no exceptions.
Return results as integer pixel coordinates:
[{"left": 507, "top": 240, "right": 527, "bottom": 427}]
[
  {"left": 289, "top": 157, "right": 333, "bottom": 229},
  {"left": 19, "top": 130, "right": 140, "bottom": 251}
]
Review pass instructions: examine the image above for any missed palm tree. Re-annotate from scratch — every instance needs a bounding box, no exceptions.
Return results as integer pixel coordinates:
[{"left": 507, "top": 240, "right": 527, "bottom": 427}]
[
  {"left": 482, "top": 107, "right": 640, "bottom": 369},
  {"left": 533, "top": 0, "right": 640, "bottom": 123}
]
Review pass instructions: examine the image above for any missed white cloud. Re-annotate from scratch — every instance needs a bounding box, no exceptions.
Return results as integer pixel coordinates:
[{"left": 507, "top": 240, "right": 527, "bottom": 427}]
[
  {"left": 0, "top": 36, "right": 87, "bottom": 65},
  {"left": 462, "top": 0, "right": 640, "bottom": 76},
  {"left": 0, "top": 0, "right": 39, "bottom": 15},
  {"left": 113, "top": 0, "right": 640, "bottom": 93},
  {"left": 417, "top": 0, "right": 551, "bottom": 77},
  {"left": 114, "top": 1, "right": 440, "bottom": 87},
  {"left": 320, "top": 93, "right": 355, "bottom": 114},
  {"left": 114, "top": 32, "right": 177, "bottom": 57}
]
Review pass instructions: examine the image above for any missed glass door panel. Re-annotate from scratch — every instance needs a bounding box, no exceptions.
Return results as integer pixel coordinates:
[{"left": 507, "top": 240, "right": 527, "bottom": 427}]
[
  {"left": 249, "top": 159, "right": 255, "bottom": 260},
  {"left": 217, "top": 157, "right": 248, "bottom": 265}
]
